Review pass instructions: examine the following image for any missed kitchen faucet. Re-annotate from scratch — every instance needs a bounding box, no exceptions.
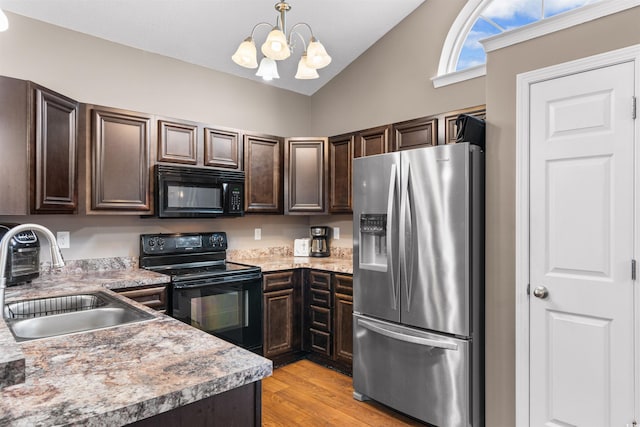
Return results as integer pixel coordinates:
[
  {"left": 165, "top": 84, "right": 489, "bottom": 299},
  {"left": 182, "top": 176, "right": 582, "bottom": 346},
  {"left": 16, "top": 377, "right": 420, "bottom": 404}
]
[{"left": 0, "top": 224, "right": 65, "bottom": 319}]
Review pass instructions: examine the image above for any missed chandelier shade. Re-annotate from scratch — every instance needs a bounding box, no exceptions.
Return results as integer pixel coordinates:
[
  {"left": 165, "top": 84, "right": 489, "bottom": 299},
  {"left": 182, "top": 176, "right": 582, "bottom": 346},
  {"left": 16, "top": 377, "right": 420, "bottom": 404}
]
[
  {"left": 295, "top": 54, "right": 319, "bottom": 80},
  {"left": 231, "top": 37, "right": 258, "bottom": 69},
  {"left": 255, "top": 57, "right": 280, "bottom": 81},
  {"left": 231, "top": 1, "right": 330, "bottom": 81}
]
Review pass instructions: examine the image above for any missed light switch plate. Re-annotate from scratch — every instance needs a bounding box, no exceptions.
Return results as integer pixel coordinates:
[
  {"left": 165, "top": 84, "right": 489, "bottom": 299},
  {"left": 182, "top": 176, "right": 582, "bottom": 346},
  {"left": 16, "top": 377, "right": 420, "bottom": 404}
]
[
  {"left": 333, "top": 227, "right": 340, "bottom": 240},
  {"left": 254, "top": 228, "right": 262, "bottom": 240},
  {"left": 57, "top": 231, "right": 70, "bottom": 249}
]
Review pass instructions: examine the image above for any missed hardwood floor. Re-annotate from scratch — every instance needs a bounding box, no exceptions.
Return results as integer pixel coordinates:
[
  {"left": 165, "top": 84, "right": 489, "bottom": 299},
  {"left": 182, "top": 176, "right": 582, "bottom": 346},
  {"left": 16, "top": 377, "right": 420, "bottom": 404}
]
[{"left": 262, "top": 359, "right": 426, "bottom": 426}]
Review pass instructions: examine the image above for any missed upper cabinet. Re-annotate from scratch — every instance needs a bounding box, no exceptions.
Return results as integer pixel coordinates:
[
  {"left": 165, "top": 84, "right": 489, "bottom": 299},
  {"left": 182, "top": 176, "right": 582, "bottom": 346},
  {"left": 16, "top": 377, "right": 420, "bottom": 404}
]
[
  {"left": 355, "top": 125, "right": 390, "bottom": 158},
  {"left": 157, "top": 118, "right": 198, "bottom": 165},
  {"left": 244, "top": 133, "right": 284, "bottom": 214},
  {"left": 204, "top": 126, "right": 242, "bottom": 170},
  {"left": 285, "top": 137, "right": 328, "bottom": 215},
  {"left": 0, "top": 76, "right": 78, "bottom": 215},
  {"left": 88, "top": 105, "right": 154, "bottom": 213},
  {"left": 391, "top": 116, "right": 438, "bottom": 151},
  {"left": 328, "top": 134, "right": 354, "bottom": 214}
]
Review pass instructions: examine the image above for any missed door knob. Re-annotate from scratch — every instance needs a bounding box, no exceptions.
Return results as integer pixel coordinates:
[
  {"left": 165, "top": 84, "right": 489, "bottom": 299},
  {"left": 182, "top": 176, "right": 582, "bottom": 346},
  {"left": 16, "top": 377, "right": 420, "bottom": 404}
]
[{"left": 533, "top": 286, "right": 549, "bottom": 299}]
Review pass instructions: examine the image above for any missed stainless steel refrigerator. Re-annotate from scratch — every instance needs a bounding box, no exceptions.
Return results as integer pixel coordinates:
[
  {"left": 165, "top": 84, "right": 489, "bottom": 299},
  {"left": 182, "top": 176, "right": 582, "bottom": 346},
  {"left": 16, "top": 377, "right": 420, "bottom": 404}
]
[{"left": 352, "top": 142, "right": 484, "bottom": 427}]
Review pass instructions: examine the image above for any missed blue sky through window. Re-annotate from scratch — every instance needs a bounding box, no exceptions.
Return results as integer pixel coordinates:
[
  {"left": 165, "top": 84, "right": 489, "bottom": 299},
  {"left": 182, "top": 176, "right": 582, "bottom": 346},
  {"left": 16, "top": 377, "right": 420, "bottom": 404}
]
[{"left": 455, "top": 0, "right": 600, "bottom": 71}]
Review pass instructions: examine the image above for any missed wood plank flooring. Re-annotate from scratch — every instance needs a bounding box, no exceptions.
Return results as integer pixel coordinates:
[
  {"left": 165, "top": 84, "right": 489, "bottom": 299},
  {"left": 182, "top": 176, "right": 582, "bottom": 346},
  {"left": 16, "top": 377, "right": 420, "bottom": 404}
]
[{"left": 262, "top": 359, "right": 426, "bottom": 426}]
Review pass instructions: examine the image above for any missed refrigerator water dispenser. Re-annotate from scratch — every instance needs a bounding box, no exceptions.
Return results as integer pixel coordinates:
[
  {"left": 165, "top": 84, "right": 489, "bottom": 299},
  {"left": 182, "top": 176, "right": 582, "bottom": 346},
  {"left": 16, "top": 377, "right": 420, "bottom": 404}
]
[{"left": 359, "top": 214, "right": 387, "bottom": 271}]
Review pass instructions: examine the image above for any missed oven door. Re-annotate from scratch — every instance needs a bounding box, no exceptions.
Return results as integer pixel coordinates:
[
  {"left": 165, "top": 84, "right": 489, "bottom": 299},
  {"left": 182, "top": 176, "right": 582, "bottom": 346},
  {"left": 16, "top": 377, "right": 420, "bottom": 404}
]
[{"left": 171, "top": 273, "right": 263, "bottom": 353}]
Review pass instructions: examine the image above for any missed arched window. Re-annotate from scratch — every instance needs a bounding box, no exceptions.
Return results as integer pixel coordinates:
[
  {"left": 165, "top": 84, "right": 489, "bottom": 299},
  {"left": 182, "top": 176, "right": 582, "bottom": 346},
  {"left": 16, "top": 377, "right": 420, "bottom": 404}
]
[{"left": 432, "top": 0, "right": 637, "bottom": 88}]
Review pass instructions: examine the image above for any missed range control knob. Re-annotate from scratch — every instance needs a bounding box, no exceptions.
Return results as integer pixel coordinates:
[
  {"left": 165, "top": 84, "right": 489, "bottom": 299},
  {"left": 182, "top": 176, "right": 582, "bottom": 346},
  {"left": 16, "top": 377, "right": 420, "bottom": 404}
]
[{"left": 157, "top": 237, "right": 165, "bottom": 247}]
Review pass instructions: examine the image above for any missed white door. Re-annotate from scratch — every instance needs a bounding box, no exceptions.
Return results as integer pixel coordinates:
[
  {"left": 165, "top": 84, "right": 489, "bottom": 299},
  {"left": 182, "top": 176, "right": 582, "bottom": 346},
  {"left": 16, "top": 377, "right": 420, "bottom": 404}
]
[{"left": 529, "top": 61, "right": 636, "bottom": 426}]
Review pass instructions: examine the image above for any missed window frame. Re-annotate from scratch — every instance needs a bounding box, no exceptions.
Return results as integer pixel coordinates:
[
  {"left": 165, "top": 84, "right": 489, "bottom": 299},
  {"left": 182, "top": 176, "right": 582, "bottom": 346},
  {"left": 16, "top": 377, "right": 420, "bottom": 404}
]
[{"left": 431, "top": 0, "right": 639, "bottom": 88}]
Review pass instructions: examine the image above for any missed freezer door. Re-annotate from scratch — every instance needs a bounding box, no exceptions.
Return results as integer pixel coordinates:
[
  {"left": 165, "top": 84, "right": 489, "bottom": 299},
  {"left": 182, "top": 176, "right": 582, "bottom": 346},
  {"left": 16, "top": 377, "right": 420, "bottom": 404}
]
[
  {"left": 400, "top": 143, "right": 479, "bottom": 336},
  {"left": 353, "top": 314, "right": 475, "bottom": 427},
  {"left": 353, "top": 152, "right": 401, "bottom": 322}
]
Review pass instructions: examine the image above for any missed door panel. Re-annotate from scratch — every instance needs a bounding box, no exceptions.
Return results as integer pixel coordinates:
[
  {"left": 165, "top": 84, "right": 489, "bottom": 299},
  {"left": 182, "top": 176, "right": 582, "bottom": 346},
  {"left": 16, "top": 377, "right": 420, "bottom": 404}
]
[
  {"left": 353, "top": 153, "right": 400, "bottom": 322},
  {"left": 529, "top": 61, "right": 635, "bottom": 426},
  {"left": 400, "top": 144, "right": 471, "bottom": 336}
]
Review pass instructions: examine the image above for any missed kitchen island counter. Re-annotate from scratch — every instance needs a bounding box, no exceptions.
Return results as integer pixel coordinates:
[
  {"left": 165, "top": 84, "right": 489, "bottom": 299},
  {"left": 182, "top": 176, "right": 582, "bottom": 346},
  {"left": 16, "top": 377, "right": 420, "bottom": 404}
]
[{"left": 0, "top": 270, "right": 272, "bottom": 426}]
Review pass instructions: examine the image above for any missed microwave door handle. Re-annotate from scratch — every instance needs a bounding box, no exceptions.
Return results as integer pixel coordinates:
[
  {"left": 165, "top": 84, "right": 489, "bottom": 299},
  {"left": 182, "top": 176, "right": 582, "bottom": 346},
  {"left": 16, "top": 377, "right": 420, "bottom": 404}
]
[
  {"left": 358, "top": 319, "right": 458, "bottom": 351},
  {"left": 387, "top": 163, "right": 399, "bottom": 310}
]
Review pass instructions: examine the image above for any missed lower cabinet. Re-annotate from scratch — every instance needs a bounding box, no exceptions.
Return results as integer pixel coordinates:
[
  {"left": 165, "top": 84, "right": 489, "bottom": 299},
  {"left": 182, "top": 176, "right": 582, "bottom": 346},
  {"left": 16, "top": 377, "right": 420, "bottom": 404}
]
[
  {"left": 262, "top": 270, "right": 303, "bottom": 366},
  {"left": 114, "top": 285, "right": 169, "bottom": 314},
  {"left": 261, "top": 269, "right": 353, "bottom": 375}
]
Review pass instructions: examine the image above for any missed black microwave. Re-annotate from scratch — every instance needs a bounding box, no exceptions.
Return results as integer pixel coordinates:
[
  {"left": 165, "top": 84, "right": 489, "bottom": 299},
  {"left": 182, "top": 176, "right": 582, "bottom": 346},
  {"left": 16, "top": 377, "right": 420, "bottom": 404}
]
[{"left": 155, "top": 165, "right": 244, "bottom": 218}]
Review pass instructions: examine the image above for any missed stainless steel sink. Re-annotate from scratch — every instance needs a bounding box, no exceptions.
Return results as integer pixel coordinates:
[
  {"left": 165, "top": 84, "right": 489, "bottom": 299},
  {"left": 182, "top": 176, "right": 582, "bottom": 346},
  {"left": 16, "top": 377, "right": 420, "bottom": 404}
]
[{"left": 3, "top": 291, "right": 155, "bottom": 341}]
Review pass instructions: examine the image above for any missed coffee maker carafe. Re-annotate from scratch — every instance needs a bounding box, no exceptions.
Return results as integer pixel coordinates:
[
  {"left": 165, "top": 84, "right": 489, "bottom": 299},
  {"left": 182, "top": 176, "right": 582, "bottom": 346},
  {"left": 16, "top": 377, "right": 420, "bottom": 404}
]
[{"left": 310, "top": 226, "right": 330, "bottom": 257}]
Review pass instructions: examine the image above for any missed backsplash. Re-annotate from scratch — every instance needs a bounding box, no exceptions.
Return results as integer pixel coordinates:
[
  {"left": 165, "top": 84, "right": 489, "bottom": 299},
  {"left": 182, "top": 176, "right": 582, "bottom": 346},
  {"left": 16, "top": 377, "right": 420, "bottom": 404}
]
[
  {"left": 227, "top": 246, "right": 352, "bottom": 259},
  {"left": 40, "top": 257, "right": 138, "bottom": 275}
]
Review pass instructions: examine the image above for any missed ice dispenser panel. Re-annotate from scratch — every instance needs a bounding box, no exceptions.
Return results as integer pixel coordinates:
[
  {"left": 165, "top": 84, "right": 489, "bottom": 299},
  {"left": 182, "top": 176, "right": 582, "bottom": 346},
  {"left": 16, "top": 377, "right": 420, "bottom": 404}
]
[{"left": 359, "top": 214, "right": 388, "bottom": 272}]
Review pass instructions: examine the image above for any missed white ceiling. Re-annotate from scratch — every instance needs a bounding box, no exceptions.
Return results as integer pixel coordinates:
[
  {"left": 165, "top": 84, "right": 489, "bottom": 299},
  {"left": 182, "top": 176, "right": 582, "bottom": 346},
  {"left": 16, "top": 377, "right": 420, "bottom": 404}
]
[{"left": 0, "top": 0, "right": 426, "bottom": 96}]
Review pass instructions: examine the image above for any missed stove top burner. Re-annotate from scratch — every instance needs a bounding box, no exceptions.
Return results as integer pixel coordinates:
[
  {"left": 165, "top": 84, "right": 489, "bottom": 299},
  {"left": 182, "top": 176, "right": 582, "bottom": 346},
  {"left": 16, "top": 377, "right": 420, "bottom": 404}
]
[{"left": 152, "top": 261, "right": 260, "bottom": 281}]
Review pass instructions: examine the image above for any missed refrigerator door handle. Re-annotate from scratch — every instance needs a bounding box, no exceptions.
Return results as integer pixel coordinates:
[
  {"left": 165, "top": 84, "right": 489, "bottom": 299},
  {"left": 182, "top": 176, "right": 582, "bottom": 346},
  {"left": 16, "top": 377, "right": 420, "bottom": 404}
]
[
  {"left": 358, "top": 319, "right": 459, "bottom": 351},
  {"left": 400, "top": 161, "right": 414, "bottom": 309},
  {"left": 386, "top": 163, "right": 399, "bottom": 309}
]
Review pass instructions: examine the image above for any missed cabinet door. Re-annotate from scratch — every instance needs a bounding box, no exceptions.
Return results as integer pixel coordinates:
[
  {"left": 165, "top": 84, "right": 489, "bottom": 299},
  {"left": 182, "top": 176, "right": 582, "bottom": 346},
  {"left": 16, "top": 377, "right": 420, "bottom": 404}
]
[
  {"left": 334, "top": 293, "right": 353, "bottom": 368},
  {"left": 391, "top": 116, "right": 437, "bottom": 152},
  {"left": 329, "top": 134, "right": 353, "bottom": 213},
  {"left": 115, "top": 285, "right": 168, "bottom": 313},
  {"left": 285, "top": 137, "right": 328, "bottom": 214},
  {"left": 355, "top": 125, "right": 390, "bottom": 158},
  {"left": 204, "top": 127, "right": 242, "bottom": 170},
  {"left": 91, "top": 107, "right": 153, "bottom": 212},
  {"left": 244, "top": 134, "right": 283, "bottom": 213},
  {"left": 157, "top": 119, "right": 198, "bottom": 165},
  {"left": 31, "top": 85, "right": 79, "bottom": 214},
  {"left": 263, "top": 288, "right": 295, "bottom": 358}
]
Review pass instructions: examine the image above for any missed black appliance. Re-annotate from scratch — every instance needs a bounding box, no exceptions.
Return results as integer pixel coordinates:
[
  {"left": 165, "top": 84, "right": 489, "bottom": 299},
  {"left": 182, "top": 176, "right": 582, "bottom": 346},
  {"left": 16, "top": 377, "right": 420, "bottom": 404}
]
[
  {"left": 154, "top": 165, "right": 245, "bottom": 218},
  {"left": 139, "top": 232, "right": 262, "bottom": 353},
  {"left": 0, "top": 223, "right": 40, "bottom": 286},
  {"left": 310, "top": 226, "right": 330, "bottom": 257}
]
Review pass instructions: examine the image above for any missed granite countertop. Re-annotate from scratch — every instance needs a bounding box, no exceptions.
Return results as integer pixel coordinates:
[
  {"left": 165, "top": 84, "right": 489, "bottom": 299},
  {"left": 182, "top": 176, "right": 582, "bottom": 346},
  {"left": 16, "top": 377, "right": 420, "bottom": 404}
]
[
  {"left": 229, "top": 255, "right": 353, "bottom": 274},
  {"left": 0, "top": 269, "right": 272, "bottom": 426}
]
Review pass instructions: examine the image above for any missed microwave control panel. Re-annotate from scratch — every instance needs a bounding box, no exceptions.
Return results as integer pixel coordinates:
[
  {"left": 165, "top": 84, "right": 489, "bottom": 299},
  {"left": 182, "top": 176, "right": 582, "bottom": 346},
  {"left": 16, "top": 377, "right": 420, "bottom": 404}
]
[{"left": 227, "top": 184, "right": 243, "bottom": 213}]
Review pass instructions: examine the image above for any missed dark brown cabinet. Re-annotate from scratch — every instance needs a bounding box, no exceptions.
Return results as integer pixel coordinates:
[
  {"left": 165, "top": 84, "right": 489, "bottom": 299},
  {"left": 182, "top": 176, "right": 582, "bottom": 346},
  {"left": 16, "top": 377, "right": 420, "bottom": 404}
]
[
  {"left": 157, "top": 118, "right": 198, "bottom": 165},
  {"left": 355, "top": 125, "right": 390, "bottom": 158},
  {"left": 328, "top": 134, "right": 353, "bottom": 213},
  {"left": 262, "top": 270, "right": 302, "bottom": 365},
  {"left": 204, "top": 127, "right": 242, "bottom": 170},
  {"left": 333, "top": 274, "right": 353, "bottom": 372},
  {"left": 244, "top": 133, "right": 284, "bottom": 213},
  {"left": 307, "top": 270, "right": 332, "bottom": 357},
  {"left": 114, "top": 285, "right": 169, "bottom": 314},
  {"left": 284, "top": 137, "right": 328, "bottom": 215},
  {"left": 0, "top": 76, "right": 78, "bottom": 215},
  {"left": 89, "top": 106, "right": 154, "bottom": 213},
  {"left": 391, "top": 116, "right": 438, "bottom": 151},
  {"left": 444, "top": 105, "right": 486, "bottom": 145}
]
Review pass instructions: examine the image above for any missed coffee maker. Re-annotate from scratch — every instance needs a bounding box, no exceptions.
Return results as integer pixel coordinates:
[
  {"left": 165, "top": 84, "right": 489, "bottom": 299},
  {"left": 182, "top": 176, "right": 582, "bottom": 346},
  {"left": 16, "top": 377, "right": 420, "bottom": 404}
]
[{"left": 310, "top": 226, "right": 330, "bottom": 257}]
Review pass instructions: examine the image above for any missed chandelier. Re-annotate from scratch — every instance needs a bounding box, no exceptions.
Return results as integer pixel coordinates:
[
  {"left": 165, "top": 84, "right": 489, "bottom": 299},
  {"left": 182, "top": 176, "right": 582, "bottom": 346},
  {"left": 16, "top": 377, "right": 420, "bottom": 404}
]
[{"left": 231, "top": 1, "right": 331, "bottom": 81}]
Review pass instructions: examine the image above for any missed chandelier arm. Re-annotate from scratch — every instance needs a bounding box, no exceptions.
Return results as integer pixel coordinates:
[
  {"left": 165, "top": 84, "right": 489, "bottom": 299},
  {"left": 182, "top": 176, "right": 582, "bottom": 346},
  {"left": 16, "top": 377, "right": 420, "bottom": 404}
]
[
  {"left": 290, "top": 31, "right": 308, "bottom": 53},
  {"left": 287, "top": 22, "right": 315, "bottom": 44},
  {"left": 249, "top": 22, "right": 274, "bottom": 38}
]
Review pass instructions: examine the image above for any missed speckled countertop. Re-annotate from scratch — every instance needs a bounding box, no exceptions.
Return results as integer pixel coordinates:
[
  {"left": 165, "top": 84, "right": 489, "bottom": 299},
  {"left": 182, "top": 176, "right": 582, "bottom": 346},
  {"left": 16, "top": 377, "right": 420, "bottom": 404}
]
[
  {"left": 0, "top": 268, "right": 272, "bottom": 426},
  {"left": 228, "top": 247, "right": 353, "bottom": 274}
]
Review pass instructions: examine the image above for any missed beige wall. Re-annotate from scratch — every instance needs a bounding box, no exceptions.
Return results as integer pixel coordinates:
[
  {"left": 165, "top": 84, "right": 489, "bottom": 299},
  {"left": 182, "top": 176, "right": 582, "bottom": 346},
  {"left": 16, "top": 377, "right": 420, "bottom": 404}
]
[
  {"left": 484, "top": 7, "right": 640, "bottom": 427},
  {"left": 310, "top": 0, "right": 485, "bottom": 136}
]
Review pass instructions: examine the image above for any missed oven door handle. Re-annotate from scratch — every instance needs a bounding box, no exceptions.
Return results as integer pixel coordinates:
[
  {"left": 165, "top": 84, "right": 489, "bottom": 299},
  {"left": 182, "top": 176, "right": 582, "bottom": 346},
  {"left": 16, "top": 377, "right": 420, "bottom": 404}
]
[{"left": 172, "top": 273, "right": 263, "bottom": 289}]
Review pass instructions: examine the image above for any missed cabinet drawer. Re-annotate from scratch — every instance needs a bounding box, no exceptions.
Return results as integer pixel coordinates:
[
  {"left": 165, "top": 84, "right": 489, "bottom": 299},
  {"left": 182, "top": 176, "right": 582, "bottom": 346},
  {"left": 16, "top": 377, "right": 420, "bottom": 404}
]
[
  {"left": 309, "top": 270, "right": 331, "bottom": 290},
  {"left": 310, "top": 289, "right": 331, "bottom": 307},
  {"left": 310, "top": 328, "right": 331, "bottom": 356},
  {"left": 263, "top": 271, "right": 294, "bottom": 292},
  {"left": 115, "top": 285, "right": 167, "bottom": 312},
  {"left": 334, "top": 274, "right": 353, "bottom": 295},
  {"left": 310, "top": 305, "right": 331, "bottom": 331}
]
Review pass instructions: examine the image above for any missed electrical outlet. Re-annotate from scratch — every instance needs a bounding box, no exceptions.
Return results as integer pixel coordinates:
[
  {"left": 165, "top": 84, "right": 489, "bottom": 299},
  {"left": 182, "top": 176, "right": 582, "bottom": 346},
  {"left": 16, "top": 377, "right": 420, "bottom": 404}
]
[
  {"left": 57, "top": 231, "right": 70, "bottom": 249},
  {"left": 333, "top": 227, "right": 340, "bottom": 240},
  {"left": 254, "top": 228, "right": 262, "bottom": 240}
]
